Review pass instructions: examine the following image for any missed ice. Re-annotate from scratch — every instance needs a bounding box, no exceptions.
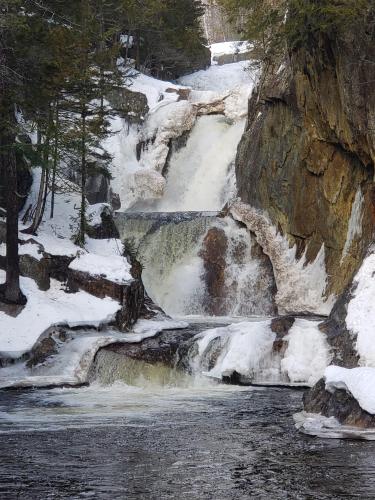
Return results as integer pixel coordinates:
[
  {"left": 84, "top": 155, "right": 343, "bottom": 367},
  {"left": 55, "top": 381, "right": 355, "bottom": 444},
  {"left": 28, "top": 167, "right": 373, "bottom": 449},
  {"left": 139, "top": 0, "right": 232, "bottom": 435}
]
[
  {"left": 346, "top": 251, "right": 375, "bottom": 366},
  {"left": 294, "top": 411, "right": 375, "bottom": 440},
  {"left": 0, "top": 318, "right": 188, "bottom": 389},
  {"left": 341, "top": 188, "right": 364, "bottom": 262},
  {"left": 281, "top": 319, "right": 332, "bottom": 386},
  {"left": 231, "top": 201, "right": 334, "bottom": 315},
  {"left": 192, "top": 321, "right": 276, "bottom": 380},
  {"left": 190, "top": 318, "right": 330, "bottom": 386}
]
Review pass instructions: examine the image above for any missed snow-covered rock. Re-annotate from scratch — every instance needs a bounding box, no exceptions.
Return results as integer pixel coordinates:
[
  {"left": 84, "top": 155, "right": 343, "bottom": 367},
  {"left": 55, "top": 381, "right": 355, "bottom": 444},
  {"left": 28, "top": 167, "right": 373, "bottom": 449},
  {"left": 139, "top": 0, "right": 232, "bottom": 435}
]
[
  {"left": 188, "top": 319, "right": 330, "bottom": 386},
  {"left": 325, "top": 365, "right": 375, "bottom": 414},
  {"left": 0, "top": 270, "right": 121, "bottom": 359}
]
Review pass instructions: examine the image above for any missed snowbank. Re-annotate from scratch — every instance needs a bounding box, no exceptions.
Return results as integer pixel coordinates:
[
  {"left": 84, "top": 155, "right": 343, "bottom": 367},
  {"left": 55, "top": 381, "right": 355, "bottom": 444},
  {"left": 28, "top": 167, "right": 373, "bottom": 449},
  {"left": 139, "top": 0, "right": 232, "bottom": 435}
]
[
  {"left": 346, "top": 252, "right": 375, "bottom": 366},
  {"left": 325, "top": 365, "right": 375, "bottom": 414},
  {"left": 0, "top": 270, "right": 121, "bottom": 359},
  {"left": 178, "top": 61, "right": 254, "bottom": 93},
  {"left": 210, "top": 41, "right": 252, "bottom": 61}
]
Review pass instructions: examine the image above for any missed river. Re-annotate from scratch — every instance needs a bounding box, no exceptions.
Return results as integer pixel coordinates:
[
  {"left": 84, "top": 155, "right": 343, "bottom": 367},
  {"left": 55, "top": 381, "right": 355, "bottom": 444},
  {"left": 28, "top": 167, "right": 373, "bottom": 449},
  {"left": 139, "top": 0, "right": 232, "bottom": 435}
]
[{"left": 1, "top": 379, "right": 375, "bottom": 499}]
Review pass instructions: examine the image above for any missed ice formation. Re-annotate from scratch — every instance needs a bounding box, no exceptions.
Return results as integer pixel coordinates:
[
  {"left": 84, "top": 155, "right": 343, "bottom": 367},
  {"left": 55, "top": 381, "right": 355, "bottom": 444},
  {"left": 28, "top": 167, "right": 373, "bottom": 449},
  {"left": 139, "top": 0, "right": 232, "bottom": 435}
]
[{"left": 230, "top": 201, "right": 334, "bottom": 315}]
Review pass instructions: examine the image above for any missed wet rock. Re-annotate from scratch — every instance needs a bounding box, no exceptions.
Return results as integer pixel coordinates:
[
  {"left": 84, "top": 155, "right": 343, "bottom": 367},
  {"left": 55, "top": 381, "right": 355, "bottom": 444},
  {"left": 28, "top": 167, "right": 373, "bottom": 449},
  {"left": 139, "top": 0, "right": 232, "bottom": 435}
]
[
  {"left": 304, "top": 379, "right": 375, "bottom": 429},
  {"left": 86, "top": 174, "right": 110, "bottom": 205},
  {"left": 318, "top": 283, "right": 359, "bottom": 368},
  {"left": 26, "top": 335, "right": 58, "bottom": 368},
  {"left": 271, "top": 316, "right": 295, "bottom": 339},
  {"left": 98, "top": 327, "right": 195, "bottom": 368},
  {"left": 199, "top": 226, "right": 228, "bottom": 316}
]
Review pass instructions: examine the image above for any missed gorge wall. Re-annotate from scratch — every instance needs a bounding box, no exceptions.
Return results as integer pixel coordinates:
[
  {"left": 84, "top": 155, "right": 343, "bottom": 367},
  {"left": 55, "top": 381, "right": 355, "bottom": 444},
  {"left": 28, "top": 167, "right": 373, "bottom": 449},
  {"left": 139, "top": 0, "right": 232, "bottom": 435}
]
[{"left": 236, "top": 35, "right": 375, "bottom": 299}]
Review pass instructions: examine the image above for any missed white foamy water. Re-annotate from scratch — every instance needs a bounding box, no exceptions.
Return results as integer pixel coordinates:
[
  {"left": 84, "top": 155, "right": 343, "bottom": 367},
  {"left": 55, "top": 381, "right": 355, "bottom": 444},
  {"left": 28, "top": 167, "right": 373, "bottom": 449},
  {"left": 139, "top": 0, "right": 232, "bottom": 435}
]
[
  {"left": 0, "top": 379, "right": 251, "bottom": 434},
  {"left": 156, "top": 116, "right": 243, "bottom": 212}
]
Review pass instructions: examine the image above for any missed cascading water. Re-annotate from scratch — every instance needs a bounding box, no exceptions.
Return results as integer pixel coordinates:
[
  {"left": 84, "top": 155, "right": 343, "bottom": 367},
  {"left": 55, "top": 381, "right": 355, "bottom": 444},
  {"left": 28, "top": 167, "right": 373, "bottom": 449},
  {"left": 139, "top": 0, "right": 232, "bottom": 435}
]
[
  {"left": 115, "top": 212, "right": 276, "bottom": 317},
  {"left": 105, "top": 48, "right": 269, "bottom": 319},
  {"left": 153, "top": 115, "right": 242, "bottom": 212}
]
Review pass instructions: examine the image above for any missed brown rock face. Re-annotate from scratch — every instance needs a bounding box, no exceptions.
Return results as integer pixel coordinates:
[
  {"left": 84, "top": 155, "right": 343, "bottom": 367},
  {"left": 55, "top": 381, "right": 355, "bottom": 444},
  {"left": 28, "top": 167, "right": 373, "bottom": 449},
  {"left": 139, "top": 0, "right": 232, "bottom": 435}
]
[
  {"left": 199, "top": 223, "right": 277, "bottom": 316},
  {"left": 236, "top": 35, "right": 375, "bottom": 298},
  {"left": 199, "top": 226, "right": 228, "bottom": 315}
]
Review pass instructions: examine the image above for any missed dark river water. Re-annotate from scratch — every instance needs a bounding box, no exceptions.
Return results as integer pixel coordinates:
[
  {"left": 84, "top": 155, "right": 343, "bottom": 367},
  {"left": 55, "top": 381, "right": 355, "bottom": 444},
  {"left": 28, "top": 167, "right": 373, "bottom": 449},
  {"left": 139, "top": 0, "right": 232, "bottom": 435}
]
[{"left": 1, "top": 382, "right": 375, "bottom": 499}]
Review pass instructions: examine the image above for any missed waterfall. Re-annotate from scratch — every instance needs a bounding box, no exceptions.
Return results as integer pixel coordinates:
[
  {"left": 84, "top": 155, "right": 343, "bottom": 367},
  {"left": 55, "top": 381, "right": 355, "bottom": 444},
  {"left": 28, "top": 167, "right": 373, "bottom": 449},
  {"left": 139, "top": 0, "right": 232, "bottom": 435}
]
[
  {"left": 154, "top": 116, "right": 242, "bottom": 212},
  {"left": 115, "top": 212, "right": 276, "bottom": 317}
]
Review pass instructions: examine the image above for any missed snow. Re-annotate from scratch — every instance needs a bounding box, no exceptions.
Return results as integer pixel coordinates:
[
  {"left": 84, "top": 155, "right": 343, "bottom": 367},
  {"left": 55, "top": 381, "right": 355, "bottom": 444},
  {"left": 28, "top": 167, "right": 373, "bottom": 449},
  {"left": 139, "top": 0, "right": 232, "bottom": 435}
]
[
  {"left": 87, "top": 203, "right": 110, "bottom": 227},
  {"left": 0, "top": 270, "right": 121, "bottom": 359},
  {"left": 210, "top": 41, "right": 252, "bottom": 60},
  {"left": 179, "top": 61, "right": 255, "bottom": 93},
  {"left": 281, "top": 319, "right": 331, "bottom": 386},
  {"left": 69, "top": 253, "right": 132, "bottom": 284},
  {"left": 346, "top": 251, "right": 375, "bottom": 366},
  {"left": 85, "top": 237, "right": 124, "bottom": 257},
  {"left": 129, "top": 71, "right": 180, "bottom": 111},
  {"left": 0, "top": 242, "right": 43, "bottom": 261},
  {"left": 325, "top": 365, "right": 375, "bottom": 414}
]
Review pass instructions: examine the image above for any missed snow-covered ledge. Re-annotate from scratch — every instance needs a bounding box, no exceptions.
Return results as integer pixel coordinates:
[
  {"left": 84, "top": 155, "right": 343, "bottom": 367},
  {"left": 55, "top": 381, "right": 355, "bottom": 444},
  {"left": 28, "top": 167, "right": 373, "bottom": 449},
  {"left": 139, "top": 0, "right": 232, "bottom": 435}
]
[{"left": 0, "top": 270, "right": 121, "bottom": 359}]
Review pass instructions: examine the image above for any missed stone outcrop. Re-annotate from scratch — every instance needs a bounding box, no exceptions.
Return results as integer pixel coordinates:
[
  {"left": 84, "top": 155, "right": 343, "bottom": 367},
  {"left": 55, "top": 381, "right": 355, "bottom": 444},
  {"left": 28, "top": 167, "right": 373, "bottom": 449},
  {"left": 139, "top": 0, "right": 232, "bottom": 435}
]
[
  {"left": 107, "top": 87, "right": 149, "bottom": 123},
  {"left": 304, "top": 379, "right": 375, "bottom": 429},
  {"left": 236, "top": 35, "right": 375, "bottom": 300},
  {"left": 67, "top": 267, "right": 144, "bottom": 331}
]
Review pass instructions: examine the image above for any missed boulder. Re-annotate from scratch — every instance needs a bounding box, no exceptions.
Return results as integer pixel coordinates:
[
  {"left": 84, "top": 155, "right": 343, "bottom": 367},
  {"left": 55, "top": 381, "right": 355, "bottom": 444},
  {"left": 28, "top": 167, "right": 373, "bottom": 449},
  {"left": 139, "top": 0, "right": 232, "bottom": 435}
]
[{"left": 303, "top": 379, "right": 375, "bottom": 429}]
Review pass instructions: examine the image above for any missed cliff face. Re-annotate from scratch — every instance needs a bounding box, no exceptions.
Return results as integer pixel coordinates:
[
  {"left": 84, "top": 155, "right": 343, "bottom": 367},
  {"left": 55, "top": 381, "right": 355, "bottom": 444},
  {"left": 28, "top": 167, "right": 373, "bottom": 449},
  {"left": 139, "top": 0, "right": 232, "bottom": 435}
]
[{"left": 236, "top": 35, "right": 375, "bottom": 298}]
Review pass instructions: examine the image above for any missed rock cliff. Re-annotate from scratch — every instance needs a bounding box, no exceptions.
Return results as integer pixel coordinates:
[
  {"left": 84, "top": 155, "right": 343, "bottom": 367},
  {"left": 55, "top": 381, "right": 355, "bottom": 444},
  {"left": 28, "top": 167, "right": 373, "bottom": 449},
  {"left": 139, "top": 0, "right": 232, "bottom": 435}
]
[{"left": 236, "top": 35, "right": 375, "bottom": 299}]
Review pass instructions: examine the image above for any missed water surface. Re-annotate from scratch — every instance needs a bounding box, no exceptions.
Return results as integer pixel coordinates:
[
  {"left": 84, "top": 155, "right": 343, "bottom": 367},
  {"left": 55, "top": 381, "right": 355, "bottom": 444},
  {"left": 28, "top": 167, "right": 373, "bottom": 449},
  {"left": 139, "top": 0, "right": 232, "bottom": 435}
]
[{"left": 1, "top": 383, "right": 375, "bottom": 499}]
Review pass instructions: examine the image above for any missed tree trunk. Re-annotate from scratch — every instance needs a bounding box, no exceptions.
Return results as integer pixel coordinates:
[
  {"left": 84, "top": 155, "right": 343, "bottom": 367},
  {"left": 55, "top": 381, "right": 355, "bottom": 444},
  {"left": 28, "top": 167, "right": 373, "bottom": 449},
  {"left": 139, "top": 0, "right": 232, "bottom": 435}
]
[
  {"left": 76, "top": 107, "right": 87, "bottom": 247},
  {"left": 0, "top": 123, "right": 26, "bottom": 305},
  {"left": 50, "top": 101, "right": 59, "bottom": 219}
]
